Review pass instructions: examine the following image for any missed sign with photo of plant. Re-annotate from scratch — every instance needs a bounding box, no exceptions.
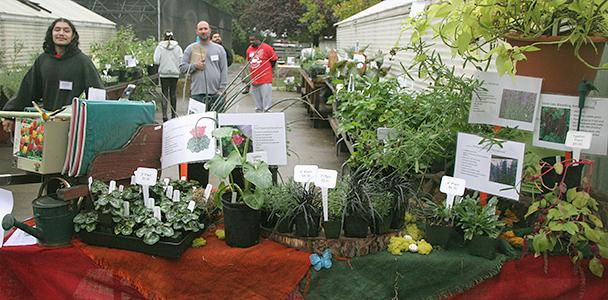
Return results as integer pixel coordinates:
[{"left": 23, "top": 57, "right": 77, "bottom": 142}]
[{"left": 539, "top": 107, "right": 570, "bottom": 144}]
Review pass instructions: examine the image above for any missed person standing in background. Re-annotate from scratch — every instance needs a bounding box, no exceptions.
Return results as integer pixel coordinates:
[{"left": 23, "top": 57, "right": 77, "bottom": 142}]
[
  {"left": 154, "top": 31, "right": 183, "bottom": 122},
  {"left": 2, "top": 18, "right": 102, "bottom": 132},
  {"left": 179, "top": 20, "right": 228, "bottom": 185},
  {"left": 211, "top": 31, "right": 233, "bottom": 67},
  {"left": 179, "top": 20, "right": 227, "bottom": 111},
  {"left": 246, "top": 32, "right": 278, "bottom": 113}
]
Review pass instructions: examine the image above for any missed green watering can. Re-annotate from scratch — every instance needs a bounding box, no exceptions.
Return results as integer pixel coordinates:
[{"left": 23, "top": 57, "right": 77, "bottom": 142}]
[{"left": 2, "top": 177, "right": 77, "bottom": 248}]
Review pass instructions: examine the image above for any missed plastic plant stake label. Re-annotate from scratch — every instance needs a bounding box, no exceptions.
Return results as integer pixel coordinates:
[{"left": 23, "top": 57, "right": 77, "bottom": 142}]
[
  {"left": 153, "top": 206, "right": 161, "bottom": 221},
  {"left": 172, "top": 190, "right": 180, "bottom": 202},
  {"left": 180, "top": 176, "right": 187, "bottom": 181},
  {"left": 314, "top": 169, "right": 338, "bottom": 189},
  {"left": 130, "top": 175, "right": 136, "bottom": 185},
  {"left": 124, "top": 55, "right": 137, "bottom": 68},
  {"left": 135, "top": 167, "right": 157, "bottom": 186},
  {"left": 163, "top": 178, "right": 170, "bottom": 186},
  {"left": 246, "top": 151, "right": 268, "bottom": 163},
  {"left": 231, "top": 192, "right": 237, "bottom": 204},
  {"left": 187, "top": 201, "right": 196, "bottom": 212},
  {"left": 377, "top": 127, "right": 397, "bottom": 142},
  {"left": 294, "top": 165, "right": 319, "bottom": 184},
  {"left": 108, "top": 180, "right": 116, "bottom": 193},
  {"left": 165, "top": 185, "right": 174, "bottom": 199},
  {"left": 142, "top": 186, "right": 150, "bottom": 205},
  {"left": 118, "top": 185, "right": 124, "bottom": 193},
  {"left": 565, "top": 131, "right": 592, "bottom": 164},
  {"left": 88, "top": 177, "right": 93, "bottom": 191},
  {"left": 123, "top": 201, "right": 130, "bottom": 217},
  {"left": 204, "top": 184, "right": 213, "bottom": 201},
  {"left": 321, "top": 188, "right": 329, "bottom": 222},
  {"left": 440, "top": 176, "right": 466, "bottom": 209}
]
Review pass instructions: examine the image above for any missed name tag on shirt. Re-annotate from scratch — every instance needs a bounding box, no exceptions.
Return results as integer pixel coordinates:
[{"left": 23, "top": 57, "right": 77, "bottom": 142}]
[
  {"left": 59, "top": 80, "right": 73, "bottom": 91},
  {"left": 210, "top": 55, "right": 219, "bottom": 62}
]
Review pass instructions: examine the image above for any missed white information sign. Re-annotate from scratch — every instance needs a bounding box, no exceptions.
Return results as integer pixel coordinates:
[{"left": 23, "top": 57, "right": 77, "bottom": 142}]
[
  {"left": 454, "top": 132, "right": 525, "bottom": 201},
  {"left": 135, "top": 167, "right": 158, "bottom": 186},
  {"left": 88, "top": 87, "right": 107, "bottom": 101},
  {"left": 161, "top": 112, "right": 217, "bottom": 169},
  {"left": 246, "top": 151, "right": 268, "bottom": 163},
  {"left": 218, "top": 113, "right": 288, "bottom": 165},
  {"left": 566, "top": 130, "right": 593, "bottom": 162},
  {"left": 294, "top": 165, "right": 319, "bottom": 183},
  {"left": 0, "top": 188, "right": 14, "bottom": 248},
  {"left": 533, "top": 95, "right": 608, "bottom": 155},
  {"left": 188, "top": 98, "right": 206, "bottom": 115},
  {"left": 469, "top": 71, "right": 542, "bottom": 131},
  {"left": 440, "top": 176, "right": 466, "bottom": 208}
]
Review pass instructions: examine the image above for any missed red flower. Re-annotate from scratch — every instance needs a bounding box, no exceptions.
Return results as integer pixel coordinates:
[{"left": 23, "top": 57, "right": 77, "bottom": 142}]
[
  {"left": 190, "top": 126, "right": 206, "bottom": 138},
  {"left": 232, "top": 134, "right": 244, "bottom": 146}
]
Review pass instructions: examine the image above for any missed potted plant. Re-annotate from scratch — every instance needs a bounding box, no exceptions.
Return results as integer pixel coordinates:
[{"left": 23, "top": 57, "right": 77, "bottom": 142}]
[
  {"left": 453, "top": 194, "right": 505, "bottom": 259},
  {"left": 289, "top": 180, "right": 322, "bottom": 237},
  {"left": 406, "top": 0, "right": 608, "bottom": 95},
  {"left": 204, "top": 127, "right": 273, "bottom": 248},
  {"left": 324, "top": 176, "right": 349, "bottom": 239},
  {"left": 260, "top": 183, "right": 295, "bottom": 233},
  {"left": 526, "top": 188, "right": 608, "bottom": 277},
  {"left": 342, "top": 168, "right": 375, "bottom": 238},
  {"left": 370, "top": 191, "right": 394, "bottom": 235},
  {"left": 414, "top": 197, "right": 456, "bottom": 249}
]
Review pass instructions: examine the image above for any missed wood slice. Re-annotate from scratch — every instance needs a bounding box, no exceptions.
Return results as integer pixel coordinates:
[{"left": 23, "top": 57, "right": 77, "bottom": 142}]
[{"left": 261, "top": 229, "right": 400, "bottom": 257}]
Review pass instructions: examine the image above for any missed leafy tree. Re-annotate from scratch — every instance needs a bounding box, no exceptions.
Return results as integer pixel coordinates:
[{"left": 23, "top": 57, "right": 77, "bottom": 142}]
[
  {"left": 333, "top": 0, "right": 381, "bottom": 21},
  {"left": 239, "top": 0, "right": 306, "bottom": 37}
]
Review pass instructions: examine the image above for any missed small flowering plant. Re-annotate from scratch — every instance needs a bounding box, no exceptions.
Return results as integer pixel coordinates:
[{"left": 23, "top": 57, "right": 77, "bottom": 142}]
[
  {"left": 186, "top": 125, "right": 211, "bottom": 153},
  {"left": 204, "top": 127, "right": 272, "bottom": 210}
]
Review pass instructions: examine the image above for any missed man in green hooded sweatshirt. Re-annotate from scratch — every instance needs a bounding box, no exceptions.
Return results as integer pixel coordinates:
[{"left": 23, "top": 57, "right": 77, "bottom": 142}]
[{"left": 2, "top": 18, "right": 103, "bottom": 132}]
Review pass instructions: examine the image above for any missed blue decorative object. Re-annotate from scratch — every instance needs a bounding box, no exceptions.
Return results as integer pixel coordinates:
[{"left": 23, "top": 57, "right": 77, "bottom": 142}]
[{"left": 309, "top": 248, "right": 332, "bottom": 271}]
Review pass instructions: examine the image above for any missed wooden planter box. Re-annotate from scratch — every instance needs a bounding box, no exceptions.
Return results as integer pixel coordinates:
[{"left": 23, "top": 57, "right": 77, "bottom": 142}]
[{"left": 15, "top": 118, "right": 69, "bottom": 174}]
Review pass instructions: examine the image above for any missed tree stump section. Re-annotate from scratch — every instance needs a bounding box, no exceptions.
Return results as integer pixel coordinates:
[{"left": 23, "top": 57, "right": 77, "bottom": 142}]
[{"left": 261, "top": 229, "right": 400, "bottom": 257}]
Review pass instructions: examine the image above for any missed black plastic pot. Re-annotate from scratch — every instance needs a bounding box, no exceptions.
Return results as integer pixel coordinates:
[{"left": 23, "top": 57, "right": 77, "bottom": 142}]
[
  {"left": 276, "top": 216, "right": 293, "bottom": 234},
  {"left": 425, "top": 225, "right": 453, "bottom": 249},
  {"left": 221, "top": 195, "right": 260, "bottom": 248},
  {"left": 370, "top": 215, "right": 391, "bottom": 235},
  {"left": 540, "top": 156, "right": 583, "bottom": 193},
  {"left": 466, "top": 236, "right": 498, "bottom": 260},
  {"left": 323, "top": 220, "right": 341, "bottom": 239},
  {"left": 260, "top": 210, "right": 277, "bottom": 229},
  {"left": 129, "top": 69, "right": 142, "bottom": 80},
  {"left": 390, "top": 205, "right": 405, "bottom": 229},
  {"left": 108, "top": 69, "right": 120, "bottom": 77},
  {"left": 294, "top": 213, "right": 320, "bottom": 237},
  {"left": 343, "top": 212, "right": 368, "bottom": 238},
  {"left": 146, "top": 64, "right": 158, "bottom": 76},
  {"left": 118, "top": 70, "right": 128, "bottom": 82}
]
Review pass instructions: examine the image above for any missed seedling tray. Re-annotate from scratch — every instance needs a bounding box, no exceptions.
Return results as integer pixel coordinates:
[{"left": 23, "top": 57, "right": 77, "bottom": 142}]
[{"left": 78, "top": 230, "right": 202, "bottom": 259}]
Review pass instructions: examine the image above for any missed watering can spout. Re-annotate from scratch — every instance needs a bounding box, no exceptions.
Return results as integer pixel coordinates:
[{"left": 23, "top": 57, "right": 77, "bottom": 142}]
[{"left": 2, "top": 214, "right": 43, "bottom": 240}]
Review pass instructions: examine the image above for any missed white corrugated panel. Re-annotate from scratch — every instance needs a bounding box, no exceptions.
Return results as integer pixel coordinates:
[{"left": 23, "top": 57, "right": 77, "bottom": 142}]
[
  {"left": 336, "top": 1, "right": 496, "bottom": 91},
  {"left": 0, "top": 0, "right": 115, "bottom": 66},
  {"left": 0, "top": 0, "right": 114, "bottom": 26}
]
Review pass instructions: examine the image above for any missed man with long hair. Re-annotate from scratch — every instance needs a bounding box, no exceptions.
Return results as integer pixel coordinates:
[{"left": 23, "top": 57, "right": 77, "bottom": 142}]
[{"left": 2, "top": 18, "right": 103, "bottom": 132}]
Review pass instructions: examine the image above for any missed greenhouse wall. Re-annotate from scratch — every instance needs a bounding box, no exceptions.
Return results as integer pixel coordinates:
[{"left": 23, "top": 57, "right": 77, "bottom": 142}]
[
  {"left": 335, "top": 0, "right": 491, "bottom": 90},
  {"left": 0, "top": 0, "right": 115, "bottom": 66}
]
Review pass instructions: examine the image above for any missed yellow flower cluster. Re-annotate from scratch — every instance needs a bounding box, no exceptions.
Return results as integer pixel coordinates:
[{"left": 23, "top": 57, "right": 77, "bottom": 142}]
[
  {"left": 405, "top": 224, "right": 423, "bottom": 241},
  {"left": 192, "top": 237, "right": 207, "bottom": 248},
  {"left": 387, "top": 236, "right": 433, "bottom": 256},
  {"left": 215, "top": 229, "right": 225, "bottom": 240}
]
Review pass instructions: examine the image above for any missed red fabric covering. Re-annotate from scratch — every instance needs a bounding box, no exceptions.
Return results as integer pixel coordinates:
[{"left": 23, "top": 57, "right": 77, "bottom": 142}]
[
  {"left": 449, "top": 255, "right": 608, "bottom": 300},
  {"left": 74, "top": 228, "right": 311, "bottom": 300},
  {"left": 0, "top": 244, "right": 143, "bottom": 299}
]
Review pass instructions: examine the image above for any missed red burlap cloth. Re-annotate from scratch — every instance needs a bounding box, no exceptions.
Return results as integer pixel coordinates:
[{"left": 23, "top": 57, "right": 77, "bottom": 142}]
[
  {"left": 74, "top": 228, "right": 311, "bottom": 300},
  {"left": 449, "top": 255, "right": 608, "bottom": 299}
]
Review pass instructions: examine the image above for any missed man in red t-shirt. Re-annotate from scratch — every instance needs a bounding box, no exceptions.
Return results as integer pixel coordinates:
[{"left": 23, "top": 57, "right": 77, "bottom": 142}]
[{"left": 246, "top": 33, "right": 278, "bottom": 112}]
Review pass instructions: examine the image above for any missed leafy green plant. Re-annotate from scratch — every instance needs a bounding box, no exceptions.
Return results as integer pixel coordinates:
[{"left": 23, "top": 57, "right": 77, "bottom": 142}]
[
  {"left": 73, "top": 211, "right": 98, "bottom": 233},
  {"left": 135, "top": 216, "right": 175, "bottom": 245},
  {"left": 526, "top": 188, "right": 608, "bottom": 277},
  {"left": 328, "top": 176, "right": 350, "bottom": 221},
  {"left": 413, "top": 197, "right": 455, "bottom": 227},
  {"left": 288, "top": 179, "right": 322, "bottom": 222},
  {"left": 454, "top": 194, "right": 505, "bottom": 240},
  {"left": 261, "top": 183, "right": 296, "bottom": 220},
  {"left": 405, "top": 0, "right": 608, "bottom": 74},
  {"left": 370, "top": 191, "right": 393, "bottom": 218},
  {"left": 205, "top": 127, "right": 273, "bottom": 210}
]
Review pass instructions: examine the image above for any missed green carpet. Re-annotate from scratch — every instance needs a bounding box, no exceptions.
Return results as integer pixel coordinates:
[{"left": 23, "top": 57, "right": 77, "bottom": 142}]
[{"left": 305, "top": 249, "right": 507, "bottom": 300}]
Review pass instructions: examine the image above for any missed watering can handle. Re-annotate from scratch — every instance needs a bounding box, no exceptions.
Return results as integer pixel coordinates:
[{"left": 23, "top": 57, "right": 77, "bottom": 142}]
[{"left": 37, "top": 177, "right": 71, "bottom": 198}]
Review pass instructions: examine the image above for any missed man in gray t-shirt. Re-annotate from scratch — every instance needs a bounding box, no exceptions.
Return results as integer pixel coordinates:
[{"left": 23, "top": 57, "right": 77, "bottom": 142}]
[{"left": 179, "top": 20, "right": 227, "bottom": 112}]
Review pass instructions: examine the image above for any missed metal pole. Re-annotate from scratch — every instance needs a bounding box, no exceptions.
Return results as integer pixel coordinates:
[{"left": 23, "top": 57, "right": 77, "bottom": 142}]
[{"left": 157, "top": 0, "right": 161, "bottom": 41}]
